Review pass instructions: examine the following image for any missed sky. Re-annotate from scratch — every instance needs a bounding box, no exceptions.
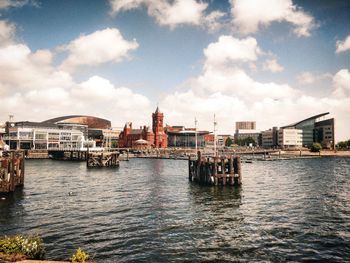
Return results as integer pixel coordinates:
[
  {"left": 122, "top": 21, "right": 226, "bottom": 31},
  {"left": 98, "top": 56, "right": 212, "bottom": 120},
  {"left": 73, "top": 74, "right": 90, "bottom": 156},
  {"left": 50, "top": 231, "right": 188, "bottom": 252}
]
[{"left": 0, "top": 0, "right": 349, "bottom": 141}]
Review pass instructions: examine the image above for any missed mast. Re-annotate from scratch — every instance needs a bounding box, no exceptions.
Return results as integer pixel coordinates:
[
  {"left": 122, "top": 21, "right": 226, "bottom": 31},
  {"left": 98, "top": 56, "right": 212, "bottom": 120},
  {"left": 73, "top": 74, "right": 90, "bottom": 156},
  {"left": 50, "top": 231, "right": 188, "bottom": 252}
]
[
  {"left": 214, "top": 114, "right": 217, "bottom": 157},
  {"left": 195, "top": 117, "right": 198, "bottom": 157}
]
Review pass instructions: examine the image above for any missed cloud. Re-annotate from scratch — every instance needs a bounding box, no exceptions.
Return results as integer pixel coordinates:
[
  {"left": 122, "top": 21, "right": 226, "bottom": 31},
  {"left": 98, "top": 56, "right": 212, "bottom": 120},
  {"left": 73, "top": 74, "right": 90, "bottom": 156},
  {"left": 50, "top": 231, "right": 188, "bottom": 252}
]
[
  {"left": 297, "top": 71, "right": 332, "bottom": 84},
  {"left": 159, "top": 36, "right": 350, "bottom": 141},
  {"left": 109, "top": 0, "right": 225, "bottom": 31},
  {"left": 0, "top": 20, "right": 16, "bottom": 46},
  {"left": 59, "top": 28, "right": 138, "bottom": 71},
  {"left": 203, "top": 36, "right": 261, "bottom": 70},
  {"left": 0, "top": 0, "right": 38, "bottom": 10},
  {"left": 332, "top": 69, "right": 350, "bottom": 97},
  {"left": 230, "top": 0, "right": 316, "bottom": 37},
  {"left": 0, "top": 28, "right": 151, "bottom": 126},
  {"left": 262, "top": 59, "right": 284, "bottom": 73},
  {"left": 336, "top": 35, "right": 350, "bottom": 54}
]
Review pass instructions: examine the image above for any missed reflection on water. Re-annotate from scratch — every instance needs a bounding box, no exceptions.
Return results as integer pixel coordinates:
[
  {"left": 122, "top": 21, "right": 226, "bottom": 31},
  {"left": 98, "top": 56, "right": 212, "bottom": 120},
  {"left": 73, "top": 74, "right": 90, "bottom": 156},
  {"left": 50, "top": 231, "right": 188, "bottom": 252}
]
[{"left": 0, "top": 158, "right": 350, "bottom": 262}]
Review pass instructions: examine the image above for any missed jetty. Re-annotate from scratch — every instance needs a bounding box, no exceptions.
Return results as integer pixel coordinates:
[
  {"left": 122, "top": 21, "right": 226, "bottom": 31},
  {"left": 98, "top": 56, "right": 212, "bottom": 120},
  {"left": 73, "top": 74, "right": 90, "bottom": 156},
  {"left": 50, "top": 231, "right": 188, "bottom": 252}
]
[
  {"left": 189, "top": 151, "right": 242, "bottom": 186},
  {"left": 87, "top": 151, "right": 120, "bottom": 168},
  {"left": 0, "top": 151, "right": 25, "bottom": 193}
]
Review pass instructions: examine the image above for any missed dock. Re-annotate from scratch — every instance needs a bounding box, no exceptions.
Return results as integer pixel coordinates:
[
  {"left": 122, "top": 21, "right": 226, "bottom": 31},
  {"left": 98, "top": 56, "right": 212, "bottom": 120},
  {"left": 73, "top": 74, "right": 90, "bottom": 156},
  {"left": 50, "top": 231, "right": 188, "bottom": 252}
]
[
  {"left": 189, "top": 151, "right": 242, "bottom": 186},
  {"left": 0, "top": 151, "right": 25, "bottom": 193},
  {"left": 87, "top": 151, "right": 120, "bottom": 168}
]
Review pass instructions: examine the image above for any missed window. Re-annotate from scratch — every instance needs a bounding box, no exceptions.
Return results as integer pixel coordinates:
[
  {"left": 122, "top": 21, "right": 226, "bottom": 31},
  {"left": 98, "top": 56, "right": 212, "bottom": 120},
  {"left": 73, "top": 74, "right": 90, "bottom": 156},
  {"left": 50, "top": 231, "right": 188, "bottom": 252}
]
[{"left": 35, "top": 132, "right": 47, "bottom": 140}]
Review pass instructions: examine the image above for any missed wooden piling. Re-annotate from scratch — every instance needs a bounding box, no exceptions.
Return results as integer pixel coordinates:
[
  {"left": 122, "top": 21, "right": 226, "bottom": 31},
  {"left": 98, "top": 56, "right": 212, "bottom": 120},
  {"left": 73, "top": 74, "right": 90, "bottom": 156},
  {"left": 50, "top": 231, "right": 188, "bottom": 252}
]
[
  {"left": 188, "top": 152, "right": 241, "bottom": 187},
  {"left": 0, "top": 151, "right": 25, "bottom": 194},
  {"left": 87, "top": 151, "right": 120, "bottom": 168}
]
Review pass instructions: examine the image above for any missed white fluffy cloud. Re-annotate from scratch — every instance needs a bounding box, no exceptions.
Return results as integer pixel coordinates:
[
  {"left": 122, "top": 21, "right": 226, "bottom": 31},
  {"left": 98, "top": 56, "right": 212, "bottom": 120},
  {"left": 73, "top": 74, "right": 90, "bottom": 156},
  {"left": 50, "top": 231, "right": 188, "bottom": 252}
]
[
  {"left": 332, "top": 69, "right": 350, "bottom": 97},
  {"left": 109, "top": 0, "right": 224, "bottom": 31},
  {"left": 0, "top": 20, "right": 16, "bottom": 46},
  {"left": 231, "top": 0, "right": 315, "bottom": 37},
  {"left": 336, "top": 35, "right": 350, "bottom": 54},
  {"left": 263, "top": 59, "right": 284, "bottom": 73},
  {"left": 159, "top": 35, "right": 350, "bottom": 141},
  {"left": 60, "top": 28, "right": 138, "bottom": 71},
  {"left": 0, "top": 26, "right": 151, "bottom": 126},
  {"left": 297, "top": 71, "right": 331, "bottom": 85},
  {"left": 203, "top": 36, "right": 261, "bottom": 70}
]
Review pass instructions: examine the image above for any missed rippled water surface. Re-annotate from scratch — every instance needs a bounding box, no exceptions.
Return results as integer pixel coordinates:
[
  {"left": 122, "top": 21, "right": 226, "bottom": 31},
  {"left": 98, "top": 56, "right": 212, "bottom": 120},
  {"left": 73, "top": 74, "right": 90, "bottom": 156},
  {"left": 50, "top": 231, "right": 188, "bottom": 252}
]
[{"left": 1, "top": 158, "right": 350, "bottom": 262}]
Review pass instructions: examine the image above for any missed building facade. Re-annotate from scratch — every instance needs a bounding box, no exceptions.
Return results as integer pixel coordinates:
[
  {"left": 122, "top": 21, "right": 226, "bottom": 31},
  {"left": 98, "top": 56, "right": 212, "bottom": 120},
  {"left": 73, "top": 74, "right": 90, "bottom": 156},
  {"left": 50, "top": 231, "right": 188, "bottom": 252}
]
[
  {"left": 261, "top": 127, "right": 278, "bottom": 148},
  {"left": 235, "top": 121, "right": 256, "bottom": 130},
  {"left": 4, "top": 122, "right": 85, "bottom": 150},
  {"left": 152, "top": 107, "right": 167, "bottom": 148},
  {"left": 281, "top": 112, "right": 335, "bottom": 149},
  {"left": 261, "top": 113, "right": 335, "bottom": 149},
  {"left": 278, "top": 128, "right": 303, "bottom": 148},
  {"left": 119, "top": 107, "right": 167, "bottom": 148},
  {"left": 166, "top": 126, "right": 209, "bottom": 148},
  {"left": 3, "top": 115, "right": 111, "bottom": 150},
  {"left": 314, "top": 118, "right": 335, "bottom": 149}
]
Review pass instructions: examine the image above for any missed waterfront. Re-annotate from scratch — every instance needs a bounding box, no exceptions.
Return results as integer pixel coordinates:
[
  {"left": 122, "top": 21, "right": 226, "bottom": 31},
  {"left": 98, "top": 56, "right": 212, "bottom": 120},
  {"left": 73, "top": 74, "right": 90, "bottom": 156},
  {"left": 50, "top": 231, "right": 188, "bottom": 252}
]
[{"left": 1, "top": 158, "right": 350, "bottom": 262}]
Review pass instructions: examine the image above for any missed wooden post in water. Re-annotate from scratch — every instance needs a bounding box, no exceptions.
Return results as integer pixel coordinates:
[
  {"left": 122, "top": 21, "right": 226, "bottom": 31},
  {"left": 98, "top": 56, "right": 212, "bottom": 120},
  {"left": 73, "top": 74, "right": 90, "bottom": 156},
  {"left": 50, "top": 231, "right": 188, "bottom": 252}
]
[
  {"left": 221, "top": 158, "right": 225, "bottom": 186},
  {"left": 229, "top": 156, "right": 234, "bottom": 185},
  {"left": 213, "top": 157, "right": 218, "bottom": 186},
  {"left": 188, "top": 151, "right": 242, "bottom": 187},
  {"left": 188, "top": 156, "right": 192, "bottom": 181}
]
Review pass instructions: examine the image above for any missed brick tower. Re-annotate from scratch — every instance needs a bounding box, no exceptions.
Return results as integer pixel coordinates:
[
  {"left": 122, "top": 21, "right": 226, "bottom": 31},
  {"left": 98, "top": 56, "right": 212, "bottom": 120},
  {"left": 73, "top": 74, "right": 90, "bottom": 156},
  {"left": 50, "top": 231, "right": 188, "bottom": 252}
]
[{"left": 152, "top": 106, "right": 167, "bottom": 148}]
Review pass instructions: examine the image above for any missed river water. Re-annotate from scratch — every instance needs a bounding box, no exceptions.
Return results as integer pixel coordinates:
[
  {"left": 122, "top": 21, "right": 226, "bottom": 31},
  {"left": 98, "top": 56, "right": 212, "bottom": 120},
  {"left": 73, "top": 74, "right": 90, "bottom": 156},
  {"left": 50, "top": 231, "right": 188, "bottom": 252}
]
[{"left": 1, "top": 157, "right": 350, "bottom": 262}]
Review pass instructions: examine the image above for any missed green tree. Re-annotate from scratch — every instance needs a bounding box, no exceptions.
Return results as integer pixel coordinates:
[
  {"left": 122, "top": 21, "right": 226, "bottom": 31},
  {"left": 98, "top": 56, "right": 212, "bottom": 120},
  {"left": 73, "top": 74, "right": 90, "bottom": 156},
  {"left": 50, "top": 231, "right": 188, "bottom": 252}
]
[
  {"left": 225, "top": 137, "right": 233, "bottom": 147},
  {"left": 310, "top": 142, "right": 322, "bottom": 152},
  {"left": 336, "top": 139, "right": 350, "bottom": 149},
  {"left": 234, "top": 136, "right": 256, "bottom": 146}
]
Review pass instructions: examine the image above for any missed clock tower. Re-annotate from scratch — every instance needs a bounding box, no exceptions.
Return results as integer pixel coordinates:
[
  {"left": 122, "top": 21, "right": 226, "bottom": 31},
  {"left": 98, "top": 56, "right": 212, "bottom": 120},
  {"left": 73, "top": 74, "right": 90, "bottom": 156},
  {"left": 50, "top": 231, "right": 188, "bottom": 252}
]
[{"left": 152, "top": 106, "right": 167, "bottom": 148}]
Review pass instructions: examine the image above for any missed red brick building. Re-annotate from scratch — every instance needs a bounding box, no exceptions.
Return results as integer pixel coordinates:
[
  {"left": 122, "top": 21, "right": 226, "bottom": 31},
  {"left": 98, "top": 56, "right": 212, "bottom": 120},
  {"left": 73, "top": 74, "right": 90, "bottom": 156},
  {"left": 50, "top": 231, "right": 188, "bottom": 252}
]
[{"left": 118, "top": 107, "right": 168, "bottom": 148}]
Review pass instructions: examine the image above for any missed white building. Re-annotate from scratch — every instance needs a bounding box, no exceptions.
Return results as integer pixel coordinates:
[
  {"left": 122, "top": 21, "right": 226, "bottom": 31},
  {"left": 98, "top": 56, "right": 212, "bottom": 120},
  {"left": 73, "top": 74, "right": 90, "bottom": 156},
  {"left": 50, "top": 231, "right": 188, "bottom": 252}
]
[
  {"left": 278, "top": 128, "right": 303, "bottom": 148},
  {"left": 4, "top": 122, "right": 87, "bottom": 150}
]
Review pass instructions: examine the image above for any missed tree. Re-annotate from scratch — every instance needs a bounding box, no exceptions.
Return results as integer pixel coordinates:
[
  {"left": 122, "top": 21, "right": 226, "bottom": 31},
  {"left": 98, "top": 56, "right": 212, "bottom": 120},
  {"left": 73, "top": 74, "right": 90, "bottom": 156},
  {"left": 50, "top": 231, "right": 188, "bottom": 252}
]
[
  {"left": 336, "top": 139, "right": 350, "bottom": 149},
  {"left": 235, "top": 136, "right": 256, "bottom": 147},
  {"left": 225, "top": 137, "right": 233, "bottom": 147},
  {"left": 310, "top": 142, "right": 322, "bottom": 152}
]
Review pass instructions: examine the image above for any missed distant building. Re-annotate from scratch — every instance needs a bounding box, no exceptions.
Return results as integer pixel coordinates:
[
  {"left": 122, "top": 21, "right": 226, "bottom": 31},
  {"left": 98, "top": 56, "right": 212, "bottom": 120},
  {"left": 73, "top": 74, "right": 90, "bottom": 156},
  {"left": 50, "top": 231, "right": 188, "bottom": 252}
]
[
  {"left": 261, "top": 112, "right": 335, "bottom": 149},
  {"left": 281, "top": 112, "right": 335, "bottom": 148},
  {"left": 278, "top": 128, "right": 303, "bottom": 148},
  {"left": 2, "top": 115, "right": 111, "bottom": 150},
  {"left": 234, "top": 129, "right": 261, "bottom": 146},
  {"left": 235, "top": 121, "right": 256, "bottom": 130},
  {"left": 119, "top": 107, "right": 167, "bottom": 148},
  {"left": 261, "top": 127, "right": 278, "bottom": 148},
  {"left": 234, "top": 121, "right": 260, "bottom": 145},
  {"left": 314, "top": 118, "right": 335, "bottom": 149},
  {"left": 166, "top": 126, "right": 209, "bottom": 148},
  {"left": 217, "top": 134, "right": 231, "bottom": 147},
  {"left": 118, "top": 123, "right": 154, "bottom": 148},
  {"left": 152, "top": 107, "right": 167, "bottom": 148}
]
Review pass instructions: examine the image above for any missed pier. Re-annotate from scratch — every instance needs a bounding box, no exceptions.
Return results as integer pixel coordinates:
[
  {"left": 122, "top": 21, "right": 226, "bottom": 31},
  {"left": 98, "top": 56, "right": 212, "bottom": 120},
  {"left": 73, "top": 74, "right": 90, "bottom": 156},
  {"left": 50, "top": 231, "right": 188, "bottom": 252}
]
[
  {"left": 0, "top": 151, "right": 25, "bottom": 193},
  {"left": 87, "top": 151, "right": 120, "bottom": 168},
  {"left": 189, "top": 151, "right": 242, "bottom": 186}
]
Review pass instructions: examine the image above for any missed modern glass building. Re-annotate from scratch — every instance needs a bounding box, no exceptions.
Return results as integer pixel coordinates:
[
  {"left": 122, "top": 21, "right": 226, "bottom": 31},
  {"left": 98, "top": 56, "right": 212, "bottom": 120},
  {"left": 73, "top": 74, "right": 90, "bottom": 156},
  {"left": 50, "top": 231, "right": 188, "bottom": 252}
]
[{"left": 281, "top": 112, "right": 335, "bottom": 148}]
